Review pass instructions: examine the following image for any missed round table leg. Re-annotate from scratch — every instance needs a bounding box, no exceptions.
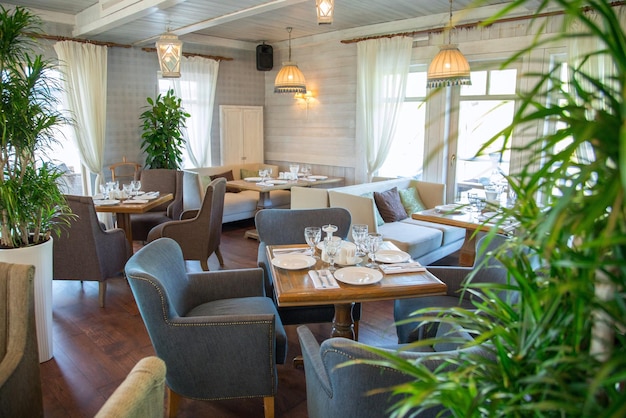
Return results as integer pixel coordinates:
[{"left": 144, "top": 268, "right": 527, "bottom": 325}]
[{"left": 331, "top": 302, "right": 355, "bottom": 339}]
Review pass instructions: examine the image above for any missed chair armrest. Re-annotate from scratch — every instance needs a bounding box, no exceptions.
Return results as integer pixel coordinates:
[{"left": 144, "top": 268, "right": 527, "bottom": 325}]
[
  {"left": 180, "top": 209, "right": 198, "bottom": 220},
  {"left": 186, "top": 268, "right": 266, "bottom": 304},
  {"left": 94, "top": 228, "right": 131, "bottom": 276},
  {"left": 296, "top": 326, "right": 332, "bottom": 396}
]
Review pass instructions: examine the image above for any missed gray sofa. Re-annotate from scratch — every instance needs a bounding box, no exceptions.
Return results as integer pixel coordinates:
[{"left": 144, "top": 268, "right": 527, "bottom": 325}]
[
  {"left": 291, "top": 178, "right": 465, "bottom": 265},
  {"left": 183, "top": 163, "right": 291, "bottom": 223}
]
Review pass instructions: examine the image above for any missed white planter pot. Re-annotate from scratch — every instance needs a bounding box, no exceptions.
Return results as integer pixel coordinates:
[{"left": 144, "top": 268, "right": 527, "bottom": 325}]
[{"left": 0, "top": 238, "right": 54, "bottom": 362}]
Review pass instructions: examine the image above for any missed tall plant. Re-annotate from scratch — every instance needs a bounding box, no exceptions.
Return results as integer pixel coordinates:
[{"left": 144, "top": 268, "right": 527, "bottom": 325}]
[
  {"left": 0, "top": 6, "right": 71, "bottom": 248},
  {"left": 139, "top": 88, "right": 189, "bottom": 169},
  {"left": 354, "top": 1, "right": 626, "bottom": 416}
]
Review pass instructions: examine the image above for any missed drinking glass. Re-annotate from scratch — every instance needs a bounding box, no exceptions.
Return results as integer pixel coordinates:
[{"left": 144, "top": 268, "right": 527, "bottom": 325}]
[
  {"left": 258, "top": 168, "right": 268, "bottom": 184},
  {"left": 304, "top": 226, "right": 321, "bottom": 258},
  {"left": 121, "top": 183, "right": 132, "bottom": 201},
  {"left": 289, "top": 164, "right": 300, "bottom": 181},
  {"left": 131, "top": 180, "right": 141, "bottom": 196},
  {"left": 351, "top": 224, "right": 368, "bottom": 257},
  {"left": 365, "top": 233, "right": 382, "bottom": 268},
  {"left": 323, "top": 236, "right": 342, "bottom": 272}
]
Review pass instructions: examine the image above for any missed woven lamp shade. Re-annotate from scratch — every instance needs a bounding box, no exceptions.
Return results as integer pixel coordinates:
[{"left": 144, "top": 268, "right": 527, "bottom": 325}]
[
  {"left": 427, "top": 44, "right": 471, "bottom": 88},
  {"left": 274, "top": 62, "right": 307, "bottom": 93}
]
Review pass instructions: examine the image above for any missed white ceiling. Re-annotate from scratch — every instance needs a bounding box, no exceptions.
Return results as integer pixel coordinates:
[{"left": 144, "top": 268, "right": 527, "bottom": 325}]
[{"left": 1, "top": 0, "right": 528, "bottom": 51}]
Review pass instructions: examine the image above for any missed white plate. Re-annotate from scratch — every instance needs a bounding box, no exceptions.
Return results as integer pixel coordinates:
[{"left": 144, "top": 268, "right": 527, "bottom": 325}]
[
  {"left": 93, "top": 199, "right": 119, "bottom": 206},
  {"left": 125, "top": 199, "right": 148, "bottom": 204},
  {"left": 308, "top": 175, "right": 328, "bottom": 180},
  {"left": 435, "top": 204, "right": 464, "bottom": 214},
  {"left": 375, "top": 250, "right": 411, "bottom": 263},
  {"left": 336, "top": 257, "right": 363, "bottom": 267},
  {"left": 271, "top": 254, "right": 316, "bottom": 270},
  {"left": 272, "top": 179, "right": 289, "bottom": 184},
  {"left": 334, "top": 267, "right": 383, "bottom": 285},
  {"left": 244, "top": 177, "right": 264, "bottom": 182}
]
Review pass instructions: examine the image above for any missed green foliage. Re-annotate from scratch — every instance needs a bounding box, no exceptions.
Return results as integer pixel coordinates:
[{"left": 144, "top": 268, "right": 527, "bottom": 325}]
[
  {"left": 358, "top": 1, "right": 626, "bottom": 416},
  {"left": 0, "top": 6, "right": 71, "bottom": 248},
  {"left": 139, "top": 89, "right": 189, "bottom": 169}
]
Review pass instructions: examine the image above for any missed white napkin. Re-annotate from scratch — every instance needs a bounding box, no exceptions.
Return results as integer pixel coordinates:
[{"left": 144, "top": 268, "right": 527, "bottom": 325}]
[
  {"left": 379, "top": 262, "right": 426, "bottom": 274},
  {"left": 143, "top": 192, "right": 160, "bottom": 199},
  {"left": 308, "top": 270, "right": 340, "bottom": 289},
  {"left": 125, "top": 199, "right": 149, "bottom": 204}
]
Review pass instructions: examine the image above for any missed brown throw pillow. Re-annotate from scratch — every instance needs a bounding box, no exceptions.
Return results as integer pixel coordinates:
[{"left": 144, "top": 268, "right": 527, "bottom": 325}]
[
  {"left": 374, "top": 187, "right": 408, "bottom": 222},
  {"left": 208, "top": 170, "right": 240, "bottom": 193}
]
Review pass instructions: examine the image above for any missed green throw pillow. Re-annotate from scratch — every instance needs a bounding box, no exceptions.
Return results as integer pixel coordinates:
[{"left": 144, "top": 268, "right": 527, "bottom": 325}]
[
  {"left": 361, "top": 192, "right": 385, "bottom": 226},
  {"left": 241, "top": 168, "right": 261, "bottom": 179},
  {"left": 399, "top": 187, "right": 425, "bottom": 214}
]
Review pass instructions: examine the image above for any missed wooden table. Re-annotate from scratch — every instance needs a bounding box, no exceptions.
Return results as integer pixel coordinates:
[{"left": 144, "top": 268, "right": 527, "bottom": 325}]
[
  {"left": 267, "top": 244, "right": 446, "bottom": 339},
  {"left": 412, "top": 208, "right": 518, "bottom": 267},
  {"left": 227, "top": 176, "right": 343, "bottom": 209},
  {"left": 94, "top": 193, "right": 173, "bottom": 246}
]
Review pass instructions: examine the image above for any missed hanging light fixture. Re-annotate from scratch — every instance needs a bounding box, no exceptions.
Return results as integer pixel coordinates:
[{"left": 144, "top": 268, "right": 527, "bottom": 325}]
[
  {"left": 156, "top": 31, "right": 183, "bottom": 78},
  {"left": 316, "top": 0, "right": 334, "bottom": 25},
  {"left": 426, "top": 0, "right": 471, "bottom": 88},
  {"left": 274, "top": 27, "right": 307, "bottom": 94}
]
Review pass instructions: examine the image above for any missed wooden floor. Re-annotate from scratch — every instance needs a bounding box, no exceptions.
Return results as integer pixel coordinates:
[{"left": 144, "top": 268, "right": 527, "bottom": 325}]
[{"left": 40, "top": 219, "right": 400, "bottom": 417}]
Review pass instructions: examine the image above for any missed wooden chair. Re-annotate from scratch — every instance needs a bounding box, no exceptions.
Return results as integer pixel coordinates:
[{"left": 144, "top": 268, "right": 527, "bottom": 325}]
[{"left": 110, "top": 157, "right": 141, "bottom": 184}]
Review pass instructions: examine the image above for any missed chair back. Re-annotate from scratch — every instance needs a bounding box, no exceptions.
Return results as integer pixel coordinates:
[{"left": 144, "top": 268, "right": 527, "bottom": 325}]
[
  {"left": 139, "top": 169, "right": 184, "bottom": 217},
  {"left": 110, "top": 157, "right": 141, "bottom": 184},
  {"left": 255, "top": 207, "right": 351, "bottom": 245},
  {"left": 125, "top": 238, "right": 191, "bottom": 321},
  {"left": 206, "top": 177, "right": 225, "bottom": 259}
]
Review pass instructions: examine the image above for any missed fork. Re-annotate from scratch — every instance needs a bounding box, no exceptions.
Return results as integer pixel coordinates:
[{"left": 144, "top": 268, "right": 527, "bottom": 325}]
[{"left": 318, "top": 270, "right": 330, "bottom": 288}]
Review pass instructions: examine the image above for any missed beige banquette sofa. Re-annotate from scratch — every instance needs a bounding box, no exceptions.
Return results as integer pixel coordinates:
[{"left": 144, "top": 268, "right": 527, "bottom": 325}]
[
  {"left": 183, "top": 163, "right": 291, "bottom": 223},
  {"left": 292, "top": 177, "right": 465, "bottom": 265}
]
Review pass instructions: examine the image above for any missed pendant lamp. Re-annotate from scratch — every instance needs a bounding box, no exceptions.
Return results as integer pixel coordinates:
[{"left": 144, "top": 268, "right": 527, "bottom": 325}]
[
  {"left": 316, "top": 0, "right": 334, "bottom": 25},
  {"left": 274, "top": 27, "right": 307, "bottom": 94},
  {"left": 156, "top": 31, "right": 183, "bottom": 78},
  {"left": 427, "top": 0, "right": 471, "bottom": 88}
]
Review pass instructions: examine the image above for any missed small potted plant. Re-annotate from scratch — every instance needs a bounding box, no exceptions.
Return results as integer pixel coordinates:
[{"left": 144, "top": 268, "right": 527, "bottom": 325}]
[
  {"left": 139, "top": 89, "right": 190, "bottom": 169},
  {"left": 0, "top": 5, "right": 73, "bottom": 361}
]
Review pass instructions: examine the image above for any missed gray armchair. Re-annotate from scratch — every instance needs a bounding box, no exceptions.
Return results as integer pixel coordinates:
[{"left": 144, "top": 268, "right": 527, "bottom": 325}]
[
  {"left": 125, "top": 237, "right": 288, "bottom": 418},
  {"left": 54, "top": 195, "right": 131, "bottom": 307},
  {"left": 147, "top": 177, "right": 225, "bottom": 271},
  {"left": 297, "top": 324, "right": 487, "bottom": 418},
  {"left": 255, "top": 208, "right": 362, "bottom": 332},
  {"left": 131, "top": 169, "right": 184, "bottom": 242},
  {"left": 394, "top": 233, "right": 513, "bottom": 343},
  {"left": 0, "top": 262, "right": 43, "bottom": 417},
  {"left": 95, "top": 356, "right": 166, "bottom": 418}
]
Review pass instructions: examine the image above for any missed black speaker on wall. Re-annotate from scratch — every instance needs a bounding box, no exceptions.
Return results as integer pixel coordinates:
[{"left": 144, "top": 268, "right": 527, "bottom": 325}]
[{"left": 256, "top": 44, "right": 273, "bottom": 71}]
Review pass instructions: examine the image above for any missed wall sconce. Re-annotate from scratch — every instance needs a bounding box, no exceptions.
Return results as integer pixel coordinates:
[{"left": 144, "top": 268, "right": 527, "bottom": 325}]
[
  {"left": 316, "top": 0, "right": 334, "bottom": 25},
  {"left": 294, "top": 90, "right": 315, "bottom": 117},
  {"left": 156, "top": 31, "right": 183, "bottom": 78}
]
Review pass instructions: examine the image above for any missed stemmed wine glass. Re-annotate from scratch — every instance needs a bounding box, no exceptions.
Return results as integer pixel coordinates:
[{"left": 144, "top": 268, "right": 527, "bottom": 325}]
[
  {"left": 289, "top": 164, "right": 300, "bottom": 182},
  {"left": 131, "top": 180, "right": 141, "bottom": 196},
  {"left": 258, "top": 168, "right": 268, "bottom": 184},
  {"left": 304, "top": 226, "right": 321, "bottom": 258},
  {"left": 351, "top": 224, "right": 368, "bottom": 257},
  {"left": 365, "top": 233, "right": 382, "bottom": 268},
  {"left": 323, "top": 236, "right": 342, "bottom": 272}
]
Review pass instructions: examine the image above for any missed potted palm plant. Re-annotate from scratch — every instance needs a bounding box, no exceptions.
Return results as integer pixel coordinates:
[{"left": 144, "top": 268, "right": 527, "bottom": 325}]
[
  {"left": 139, "top": 88, "right": 189, "bottom": 169},
  {"left": 351, "top": 0, "right": 626, "bottom": 416},
  {"left": 0, "top": 5, "right": 72, "bottom": 362}
]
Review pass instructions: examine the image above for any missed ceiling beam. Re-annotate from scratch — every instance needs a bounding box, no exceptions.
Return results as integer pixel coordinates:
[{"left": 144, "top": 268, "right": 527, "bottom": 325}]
[{"left": 73, "top": 0, "right": 185, "bottom": 37}]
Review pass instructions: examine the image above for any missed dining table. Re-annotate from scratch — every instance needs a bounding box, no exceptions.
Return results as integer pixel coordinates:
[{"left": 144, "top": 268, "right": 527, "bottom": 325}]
[
  {"left": 93, "top": 192, "right": 173, "bottom": 247},
  {"left": 266, "top": 243, "right": 447, "bottom": 340},
  {"left": 411, "top": 205, "right": 519, "bottom": 266}
]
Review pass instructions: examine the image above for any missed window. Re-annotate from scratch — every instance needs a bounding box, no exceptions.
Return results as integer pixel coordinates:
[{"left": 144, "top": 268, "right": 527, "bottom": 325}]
[
  {"left": 455, "top": 67, "right": 517, "bottom": 196},
  {"left": 377, "top": 70, "right": 427, "bottom": 178}
]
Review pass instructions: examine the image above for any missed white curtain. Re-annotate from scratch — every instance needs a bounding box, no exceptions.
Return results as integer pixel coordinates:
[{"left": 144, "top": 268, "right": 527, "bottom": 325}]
[
  {"left": 53, "top": 41, "right": 108, "bottom": 193},
  {"left": 169, "top": 56, "right": 220, "bottom": 168},
  {"left": 356, "top": 36, "right": 413, "bottom": 180}
]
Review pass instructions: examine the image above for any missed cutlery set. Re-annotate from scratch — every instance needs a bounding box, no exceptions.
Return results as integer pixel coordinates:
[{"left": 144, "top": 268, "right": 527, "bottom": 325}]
[{"left": 308, "top": 269, "right": 339, "bottom": 289}]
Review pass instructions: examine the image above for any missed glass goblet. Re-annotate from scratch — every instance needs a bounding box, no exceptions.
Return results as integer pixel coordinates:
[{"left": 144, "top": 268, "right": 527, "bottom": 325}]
[
  {"left": 351, "top": 224, "right": 369, "bottom": 257},
  {"left": 289, "top": 164, "right": 300, "bottom": 181},
  {"left": 304, "top": 226, "right": 321, "bottom": 258},
  {"left": 365, "top": 233, "right": 383, "bottom": 268},
  {"left": 323, "top": 236, "right": 342, "bottom": 272}
]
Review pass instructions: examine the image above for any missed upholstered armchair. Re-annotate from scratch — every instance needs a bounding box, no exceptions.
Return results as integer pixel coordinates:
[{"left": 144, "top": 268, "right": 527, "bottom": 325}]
[
  {"left": 95, "top": 356, "right": 166, "bottom": 418},
  {"left": 255, "top": 208, "right": 362, "bottom": 333},
  {"left": 147, "top": 177, "right": 225, "bottom": 271},
  {"left": 125, "top": 237, "right": 288, "bottom": 418},
  {"left": 131, "top": 169, "right": 184, "bottom": 242},
  {"left": 297, "top": 324, "right": 487, "bottom": 418},
  {"left": 54, "top": 195, "right": 131, "bottom": 307},
  {"left": 0, "top": 262, "right": 43, "bottom": 417},
  {"left": 394, "top": 233, "right": 513, "bottom": 343}
]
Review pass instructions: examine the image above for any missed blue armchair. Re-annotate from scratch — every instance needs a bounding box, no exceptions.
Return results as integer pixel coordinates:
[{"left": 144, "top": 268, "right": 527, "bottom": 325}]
[{"left": 125, "top": 237, "right": 288, "bottom": 418}]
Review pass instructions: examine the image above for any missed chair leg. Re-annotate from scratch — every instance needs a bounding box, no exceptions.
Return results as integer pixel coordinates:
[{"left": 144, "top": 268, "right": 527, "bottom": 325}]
[
  {"left": 263, "top": 396, "right": 275, "bottom": 418},
  {"left": 167, "top": 388, "right": 181, "bottom": 418},
  {"left": 354, "top": 320, "right": 359, "bottom": 341},
  {"left": 201, "top": 259, "right": 210, "bottom": 271},
  {"left": 215, "top": 246, "right": 225, "bottom": 266},
  {"left": 98, "top": 281, "right": 106, "bottom": 308}
]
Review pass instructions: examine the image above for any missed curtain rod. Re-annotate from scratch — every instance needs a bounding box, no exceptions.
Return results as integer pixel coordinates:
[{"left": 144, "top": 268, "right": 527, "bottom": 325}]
[
  {"left": 141, "top": 47, "right": 232, "bottom": 62},
  {"left": 340, "top": 1, "right": 625, "bottom": 44}
]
